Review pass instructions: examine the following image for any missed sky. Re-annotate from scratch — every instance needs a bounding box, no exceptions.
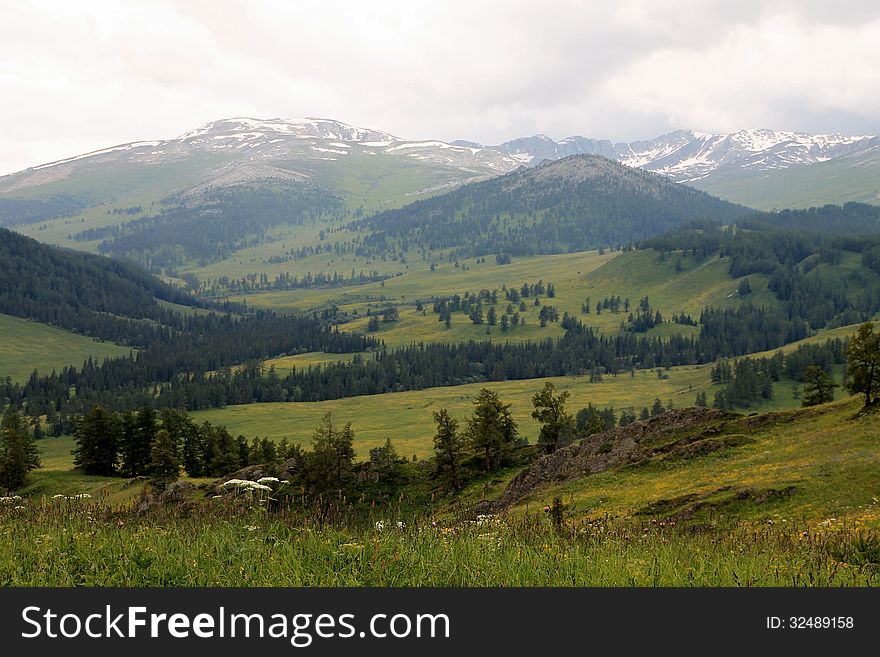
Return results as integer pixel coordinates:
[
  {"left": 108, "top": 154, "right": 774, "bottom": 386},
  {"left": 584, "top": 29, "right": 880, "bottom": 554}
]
[{"left": 2, "top": 0, "right": 880, "bottom": 175}]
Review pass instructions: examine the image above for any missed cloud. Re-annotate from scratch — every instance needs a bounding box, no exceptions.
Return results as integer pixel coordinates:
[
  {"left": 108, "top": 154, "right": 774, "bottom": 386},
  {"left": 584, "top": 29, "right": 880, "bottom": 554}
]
[{"left": 1, "top": 0, "right": 879, "bottom": 175}]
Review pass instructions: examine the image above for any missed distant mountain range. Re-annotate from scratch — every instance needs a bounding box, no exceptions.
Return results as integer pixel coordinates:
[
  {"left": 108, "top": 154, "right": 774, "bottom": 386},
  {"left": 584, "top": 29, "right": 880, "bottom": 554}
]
[{"left": 1, "top": 117, "right": 878, "bottom": 223}]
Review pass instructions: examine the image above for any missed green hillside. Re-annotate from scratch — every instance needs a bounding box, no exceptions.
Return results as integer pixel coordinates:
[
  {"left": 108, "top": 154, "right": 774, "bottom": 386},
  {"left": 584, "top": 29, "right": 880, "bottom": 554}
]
[
  {"left": 357, "top": 154, "right": 751, "bottom": 258},
  {"left": 693, "top": 148, "right": 880, "bottom": 210},
  {"left": 0, "top": 313, "right": 133, "bottom": 382},
  {"left": 497, "top": 396, "right": 880, "bottom": 527}
]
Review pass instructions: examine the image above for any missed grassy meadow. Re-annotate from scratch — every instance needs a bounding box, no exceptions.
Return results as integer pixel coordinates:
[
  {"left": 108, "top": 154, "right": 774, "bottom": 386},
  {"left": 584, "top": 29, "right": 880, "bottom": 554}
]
[
  {"left": 195, "top": 325, "right": 862, "bottom": 460},
  {"left": 0, "top": 313, "right": 134, "bottom": 382},
  {"left": 2, "top": 500, "right": 878, "bottom": 586}
]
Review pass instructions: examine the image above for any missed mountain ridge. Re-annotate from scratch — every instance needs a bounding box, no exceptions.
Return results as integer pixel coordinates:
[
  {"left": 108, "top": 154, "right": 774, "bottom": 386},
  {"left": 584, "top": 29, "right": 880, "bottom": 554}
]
[{"left": 4, "top": 117, "right": 876, "bottom": 194}]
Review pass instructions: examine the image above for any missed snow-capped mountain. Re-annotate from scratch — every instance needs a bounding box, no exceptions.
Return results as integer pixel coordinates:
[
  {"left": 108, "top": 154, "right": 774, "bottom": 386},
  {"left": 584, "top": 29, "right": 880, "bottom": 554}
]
[
  {"left": 2, "top": 118, "right": 877, "bottom": 209},
  {"left": 14, "top": 117, "right": 519, "bottom": 183},
  {"left": 491, "top": 129, "right": 879, "bottom": 182}
]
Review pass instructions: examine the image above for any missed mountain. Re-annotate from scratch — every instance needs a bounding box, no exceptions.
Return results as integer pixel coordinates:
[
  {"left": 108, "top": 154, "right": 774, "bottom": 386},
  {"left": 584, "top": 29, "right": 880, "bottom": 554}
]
[
  {"left": 356, "top": 154, "right": 751, "bottom": 258},
  {"left": 1, "top": 118, "right": 877, "bottom": 251},
  {"left": 0, "top": 117, "right": 520, "bottom": 219},
  {"left": 690, "top": 141, "right": 880, "bottom": 209},
  {"left": 492, "top": 128, "right": 878, "bottom": 181}
]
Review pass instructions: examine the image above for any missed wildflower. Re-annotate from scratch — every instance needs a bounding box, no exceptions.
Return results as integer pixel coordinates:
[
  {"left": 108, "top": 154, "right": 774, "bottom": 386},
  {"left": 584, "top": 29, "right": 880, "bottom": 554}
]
[
  {"left": 375, "top": 521, "right": 385, "bottom": 532},
  {"left": 256, "top": 477, "right": 280, "bottom": 484},
  {"left": 431, "top": 521, "right": 438, "bottom": 528},
  {"left": 396, "top": 521, "right": 406, "bottom": 530}
]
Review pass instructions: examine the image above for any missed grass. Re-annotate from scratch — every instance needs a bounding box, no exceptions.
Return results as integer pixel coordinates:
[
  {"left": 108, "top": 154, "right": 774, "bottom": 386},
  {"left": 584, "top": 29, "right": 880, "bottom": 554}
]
[
  {"left": 2, "top": 496, "right": 877, "bottom": 586},
  {"left": 192, "top": 366, "right": 713, "bottom": 459},
  {"left": 224, "top": 248, "right": 781, "bottom": 348},
  {"left": 0, "top": 313, "right": 134, "bottom": 382},
  {"left": 263, "top": 351, "right": 364, "bottom": 375},
  {"left": 503, "top": 397, "right": 880, "bottom": 525},
  {"left": 194, "top": 324, "right": 862, "bottom": 460}
]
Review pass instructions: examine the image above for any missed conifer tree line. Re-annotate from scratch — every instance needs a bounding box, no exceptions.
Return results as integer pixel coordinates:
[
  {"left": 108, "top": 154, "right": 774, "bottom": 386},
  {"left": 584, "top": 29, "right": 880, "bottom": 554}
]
[
  {"left": 2, "top": 304, "right": 826, "bottom": 417},
  {"left": 707, "top": 338, "right": 849, "bottom": 409}
]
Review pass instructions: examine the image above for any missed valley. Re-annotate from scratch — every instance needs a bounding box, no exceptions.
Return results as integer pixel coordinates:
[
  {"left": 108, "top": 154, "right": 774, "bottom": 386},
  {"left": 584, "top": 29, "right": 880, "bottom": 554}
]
[{"left": 2, "top": 115, "right": 880, "bottom": 590}]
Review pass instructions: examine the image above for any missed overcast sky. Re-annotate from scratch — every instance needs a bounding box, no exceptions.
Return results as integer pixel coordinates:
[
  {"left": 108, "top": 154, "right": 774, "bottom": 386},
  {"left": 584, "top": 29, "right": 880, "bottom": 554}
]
[{"left": 2, "top": 0, "right": 880, "bottom": 175}]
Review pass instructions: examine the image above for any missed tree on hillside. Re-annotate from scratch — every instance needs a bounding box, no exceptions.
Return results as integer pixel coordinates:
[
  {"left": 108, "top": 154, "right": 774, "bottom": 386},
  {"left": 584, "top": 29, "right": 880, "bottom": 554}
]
[
  {"left": 73, "top": 405, "right": 120, "bottom": 476},
  {"left": 0, "top": 410, "right": 40, "bottom": 490},
  {"left": 802, "top": 366, "right": 837, "bottom": 407},
  {"left": 467, "top": 388, "right": 518, "bottom": 472},
  {"left": 148, "top": 429, "right": 180, "bottom": 491},
  {"left": 307, "top": 412, "right": 356, "bottom": 493},
  {"left": 433, "top": 408, "right": 466, "bottom": 490},
  {"left": 121, "top": 406, "right": 157, "bottom": 477},
  {"left": 846, "top": 322, "right": 880, "bottom": 407},
  {"left": 205, "top": 424, "right": 241, "bottom": 477},
  {"left": 369, "top": 438, "right": 402, "bottom": 484},
  {"left": 531, "top": 382, "right": 574, "bottom": 453}
]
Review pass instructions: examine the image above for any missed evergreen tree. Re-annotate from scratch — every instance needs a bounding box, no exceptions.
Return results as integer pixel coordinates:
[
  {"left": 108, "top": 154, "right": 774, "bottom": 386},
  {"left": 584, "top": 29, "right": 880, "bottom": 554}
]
[
  {"left": 466, "top": 388, "right": 518, "bottom": 472},
  {"left": 846, "top": 322, "right": 880, "bottom": 407},
  {"left": 802, "top": 365, "right": 837, "bottom": 407},
  {"left": 121, "top": 406, "right": 157, "bottom": 477},
  {"left": 148, "top": 429, "right": 180, "bottom": 491},
  {"left": 651, "top": 398, "right": 665, "bottom": 416},
  {"left": 206, "top": 425, "right": 240, "bottom": 477},
  {"left": 369, "top": 438, "right": 402, "bottom": 484},
  {"left": 432, "top": 408, "right": 465, "bottom": 490},
  {"left": 0, "top": 410, "right": 40, "bottom": 490},
  {"left": 307, "top": 412, "right": 356, "bottom": 494},
  {"left": 72, "top": 405, "right": 119, "bottom": 476},
  {"left": 531, "top": 381, "right": 574, "bottom": 453}
]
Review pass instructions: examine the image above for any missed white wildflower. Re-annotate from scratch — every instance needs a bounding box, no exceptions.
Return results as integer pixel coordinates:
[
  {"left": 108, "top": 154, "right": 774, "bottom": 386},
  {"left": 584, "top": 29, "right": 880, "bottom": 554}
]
[
  {"left": 256, "top": 477, "right": 280, "bottom": 484},
  {"left": 375, "top": 521, "right": 385, "bottom": 532},
  {"left": 221, "top": 479, "right": 271, "bottom": 493},
  {"left": 396, "top": 521, "right": 406, "bottom": 530}
]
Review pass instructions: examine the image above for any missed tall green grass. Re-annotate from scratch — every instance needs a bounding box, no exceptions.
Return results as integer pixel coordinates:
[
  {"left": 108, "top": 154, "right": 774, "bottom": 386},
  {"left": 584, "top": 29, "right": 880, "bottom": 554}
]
[{"left": 1, "top": 496, "right": 876, "bottom": 586}]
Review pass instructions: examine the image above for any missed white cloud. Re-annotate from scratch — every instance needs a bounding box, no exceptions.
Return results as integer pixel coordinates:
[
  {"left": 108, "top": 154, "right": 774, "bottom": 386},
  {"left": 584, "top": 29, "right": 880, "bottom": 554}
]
[{"left": 0, "top": 0, "right": 878, "bottom": 175}]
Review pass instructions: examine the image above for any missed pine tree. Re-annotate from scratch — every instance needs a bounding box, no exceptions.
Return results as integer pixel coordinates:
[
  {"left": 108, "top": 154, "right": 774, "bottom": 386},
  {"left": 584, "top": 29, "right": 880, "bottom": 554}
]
[
  {"left": 467, "top": 388, "right": 518, "bottom": 472},
  {"left": 72, "top": 405, "right": 119, "bottom": 476},
  {"left": 369, "top": 438, "right": 401, "bottom": 483},
  {"left": 433, "top": 408, "right": 465, "bottom": 490},
  {"left": 846, "top": 322, "right": 880, "bottom": 407},
  {"left": 121, "top": 406, "right": 156, "bottom": 476},
  {"left": 148, "top": 429, "right": 180, "bottom": 491},
  {"left": 307, "top": 412, "right": 355, "bottom": 494},
  {"left": 802, "top": 366, "right": 837, "bottom": 407},
  {"left": 651, "top": 398, "right": 665, "bottom": 416},
  {"left": 532, "top": 381, "right": 574, "bottom": 453},
  {"left": 0, "top": 410, "right": 40, "bottom": 490}
]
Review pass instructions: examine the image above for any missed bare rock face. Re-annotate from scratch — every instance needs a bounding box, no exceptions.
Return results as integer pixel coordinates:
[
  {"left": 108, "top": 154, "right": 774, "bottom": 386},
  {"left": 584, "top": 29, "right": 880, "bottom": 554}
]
[{"left": 495, "top": 408, "right": 730, "bottom": 508}]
